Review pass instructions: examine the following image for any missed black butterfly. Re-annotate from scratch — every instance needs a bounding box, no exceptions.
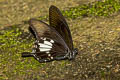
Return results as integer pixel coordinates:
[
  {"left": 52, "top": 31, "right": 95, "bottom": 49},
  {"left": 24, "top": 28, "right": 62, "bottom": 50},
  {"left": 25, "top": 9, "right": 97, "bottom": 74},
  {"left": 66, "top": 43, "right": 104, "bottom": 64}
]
[{"left": 22, "top": 5, "right": 78, "bottom": 63}]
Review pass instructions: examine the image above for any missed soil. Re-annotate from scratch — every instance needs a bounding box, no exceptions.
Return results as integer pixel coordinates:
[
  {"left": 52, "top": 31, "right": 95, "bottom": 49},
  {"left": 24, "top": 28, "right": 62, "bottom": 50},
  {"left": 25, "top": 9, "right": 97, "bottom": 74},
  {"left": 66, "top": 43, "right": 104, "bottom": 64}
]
[{"left": 0, "top": 0, "right": 120, "bottom": 80}]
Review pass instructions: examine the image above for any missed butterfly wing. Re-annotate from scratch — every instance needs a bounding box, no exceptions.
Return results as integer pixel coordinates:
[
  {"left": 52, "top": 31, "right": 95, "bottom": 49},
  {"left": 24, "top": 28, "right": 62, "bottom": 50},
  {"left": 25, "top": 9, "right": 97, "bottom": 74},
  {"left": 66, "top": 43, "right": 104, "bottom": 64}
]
[
  {"left": 49, "top": 5, "right": 74, "bottom": 50},
  {"left": 22, "top": 19, "right": 71, "bottom": 62}
]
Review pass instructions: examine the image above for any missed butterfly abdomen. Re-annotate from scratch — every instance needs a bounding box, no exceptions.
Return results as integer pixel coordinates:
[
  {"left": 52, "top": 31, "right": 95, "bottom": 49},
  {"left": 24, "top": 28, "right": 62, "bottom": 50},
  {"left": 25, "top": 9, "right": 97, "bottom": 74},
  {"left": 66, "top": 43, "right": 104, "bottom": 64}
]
[{"left": 22, "top": 52, "right": 34, "bottom": 57}]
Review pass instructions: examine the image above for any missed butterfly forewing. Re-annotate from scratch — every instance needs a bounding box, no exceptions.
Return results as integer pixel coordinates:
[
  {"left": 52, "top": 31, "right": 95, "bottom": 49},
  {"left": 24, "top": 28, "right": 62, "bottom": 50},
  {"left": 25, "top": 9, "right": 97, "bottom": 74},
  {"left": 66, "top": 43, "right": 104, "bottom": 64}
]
[{"left": 49, "top": 5, "right": 74, "bottom": 50}]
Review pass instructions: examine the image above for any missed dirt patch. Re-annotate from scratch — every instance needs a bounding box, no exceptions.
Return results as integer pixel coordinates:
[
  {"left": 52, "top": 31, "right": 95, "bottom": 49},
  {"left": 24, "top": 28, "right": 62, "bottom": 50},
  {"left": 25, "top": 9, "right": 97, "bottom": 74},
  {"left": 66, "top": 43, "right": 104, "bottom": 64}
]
[
  {"left": 0, "top": 0, "right": 97, "bottom": 29},
  {"left": 0, "top": 0, "right": 120, "bottom": 80}
]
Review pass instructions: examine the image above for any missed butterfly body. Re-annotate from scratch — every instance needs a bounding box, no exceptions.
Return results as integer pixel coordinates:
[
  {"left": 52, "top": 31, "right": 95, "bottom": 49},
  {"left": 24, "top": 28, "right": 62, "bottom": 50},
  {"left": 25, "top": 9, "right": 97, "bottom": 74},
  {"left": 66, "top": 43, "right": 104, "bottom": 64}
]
[{"left": 22, "top": 5, "right": 78, "bottom": 63}]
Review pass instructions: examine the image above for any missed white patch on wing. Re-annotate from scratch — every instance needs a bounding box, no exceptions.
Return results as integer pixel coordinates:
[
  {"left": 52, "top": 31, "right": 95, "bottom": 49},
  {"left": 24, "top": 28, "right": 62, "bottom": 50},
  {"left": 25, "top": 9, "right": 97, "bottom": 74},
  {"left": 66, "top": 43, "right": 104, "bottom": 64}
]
[
  {"left": 38, "top": 43, "right": 52, "bottom": 48},
  {"left": 44, "top": 41, "right": 52, "bottom": 46},
  {"left": 51, "top": 57, "right": 53, "bottom": 59},
  {"left": 43, "top": 38, "right": 46, "bottom": 40},
  {"left": 41, "top": 37, "right": 43, "bottom": 39},
  {"left": 46, "top": 52, "right": 50, "bottom": 54},
  {"left": 50, "top": 39, "right": 54, "bottom": 43},
  {"left": 34, "top": 44, "right": 37, "bottom": 48},
  {"left": 48, "top": 54, "right": 51, "bottom": 56},
  {"left": 36, "top": 37, "right": 55, "bottom": 52},
  {"left": 39, "top": 48, "right": 51, "bottom": 51},
  {"left": 32, "top": 49, "right": 36, "bottom": 53}
]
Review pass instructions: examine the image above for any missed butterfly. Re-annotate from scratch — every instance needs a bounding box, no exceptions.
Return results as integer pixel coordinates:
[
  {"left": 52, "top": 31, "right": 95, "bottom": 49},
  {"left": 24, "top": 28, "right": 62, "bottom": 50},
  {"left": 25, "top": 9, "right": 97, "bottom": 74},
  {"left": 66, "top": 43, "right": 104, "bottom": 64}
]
[{"left": 22, "top": 5, "right": 78, "bottom": 63}]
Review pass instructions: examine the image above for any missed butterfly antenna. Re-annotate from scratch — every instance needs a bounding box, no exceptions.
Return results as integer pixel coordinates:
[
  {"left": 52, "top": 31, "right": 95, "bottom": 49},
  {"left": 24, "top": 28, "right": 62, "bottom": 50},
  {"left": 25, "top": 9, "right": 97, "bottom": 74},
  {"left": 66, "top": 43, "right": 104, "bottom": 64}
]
[{"left": 22, "top": 52, "right": 34, "bottom": 57}]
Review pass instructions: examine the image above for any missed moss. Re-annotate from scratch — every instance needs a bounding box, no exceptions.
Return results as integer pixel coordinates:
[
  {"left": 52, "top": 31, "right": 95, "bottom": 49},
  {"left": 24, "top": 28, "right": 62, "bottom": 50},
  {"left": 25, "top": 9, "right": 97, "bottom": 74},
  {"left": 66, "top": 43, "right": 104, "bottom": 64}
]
[
  {"left": 37, "top": 0, "right": 120, "bottom": 20},
  {"left": 0, "top": 26, "right": 46, "bottom": 79},
  {"left": 1, "top": 0, "right": 120, "bottom": 79},
  {"left": 63, "top": 0, "right": 120, "bottom": 18}
]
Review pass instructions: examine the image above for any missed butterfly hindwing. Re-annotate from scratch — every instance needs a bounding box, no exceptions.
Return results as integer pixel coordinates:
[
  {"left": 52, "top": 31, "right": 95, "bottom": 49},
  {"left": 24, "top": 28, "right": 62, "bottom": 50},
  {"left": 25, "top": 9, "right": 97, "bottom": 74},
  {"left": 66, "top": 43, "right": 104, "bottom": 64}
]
[
  {"left": 49, "top": 5, "right": 74, "bottom": 50},
  {"left": 22, "top": 19, "right": 70, "bottom": 62}
]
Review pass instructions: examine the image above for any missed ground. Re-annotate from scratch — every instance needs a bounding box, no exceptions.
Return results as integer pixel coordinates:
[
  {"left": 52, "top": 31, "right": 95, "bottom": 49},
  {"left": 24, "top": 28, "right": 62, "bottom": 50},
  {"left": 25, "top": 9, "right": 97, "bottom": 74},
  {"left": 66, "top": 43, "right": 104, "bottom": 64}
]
[{"left": 0, "top": 0, "right": 120, "bottom": 80}]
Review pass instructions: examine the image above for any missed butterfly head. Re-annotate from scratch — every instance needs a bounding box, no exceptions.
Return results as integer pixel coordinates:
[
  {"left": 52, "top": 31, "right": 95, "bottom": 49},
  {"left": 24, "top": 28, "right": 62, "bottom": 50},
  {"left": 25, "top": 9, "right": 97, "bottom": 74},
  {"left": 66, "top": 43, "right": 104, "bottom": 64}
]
[{"left": 67, "top": 48, "right": 78, "bottom": 60}]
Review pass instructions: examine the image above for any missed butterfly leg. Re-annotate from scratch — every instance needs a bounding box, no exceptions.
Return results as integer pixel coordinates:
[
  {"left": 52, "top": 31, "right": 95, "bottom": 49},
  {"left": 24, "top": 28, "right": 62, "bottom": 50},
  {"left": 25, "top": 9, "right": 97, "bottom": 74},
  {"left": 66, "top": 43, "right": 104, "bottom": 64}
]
[{"left": 22, "top": 52, "right": 34, "bottom": 57}]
